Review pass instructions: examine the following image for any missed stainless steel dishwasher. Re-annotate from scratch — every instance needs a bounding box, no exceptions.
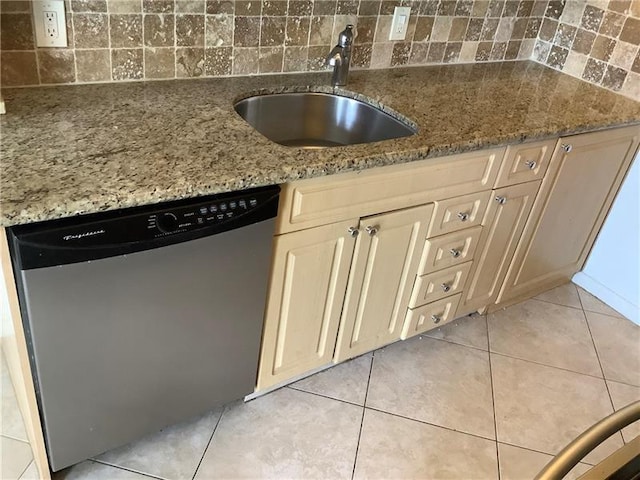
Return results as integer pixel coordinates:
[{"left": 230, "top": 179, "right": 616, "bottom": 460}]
[{"left": 8, "top": 185, "right": 280, "bottom": 471}]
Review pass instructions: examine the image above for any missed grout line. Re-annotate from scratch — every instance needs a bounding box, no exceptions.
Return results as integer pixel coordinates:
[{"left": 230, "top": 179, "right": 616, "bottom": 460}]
[
  {"left": 0, "top": 432, "right": 31, "bottom": 444},
  {"left": 496, "top": 440, "right": 597, "bottom": 467},
  {"left": 286, "top": 385, "right": 364, "bottom": 408},
  {"left": 350, "top": 352, "right": 374, "bottom": 480},
  {"left": 191, "top": 406, "right": 226, "bottom": 480},
  {"left": 486, "top": 315, "right": 501, "bottom": 479},
  {"left": 91, "top": 459, "right": 166, "bottom": 479},
  {"left": 529, "top": 296, "right": 584, "bottom": 312},
  {"left": 16, "top": 460, "right": 33, "bottom": 480},
  {"left": 488, "top": 350, "right": 607, "bottom": 381}
]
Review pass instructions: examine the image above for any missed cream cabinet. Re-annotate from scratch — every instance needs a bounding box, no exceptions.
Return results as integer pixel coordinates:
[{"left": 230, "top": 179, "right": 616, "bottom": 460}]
[
  {"left": 334, "top": 204, "right": 434, "bottom": 362},
  {"left": 256, "top": 220, "right": 357, "bottom": 390},
  {"left": 497, "top": 126, "right": 640, "bottom": 306},
  {"left": 457, "top": 181, "right": 540, "bottom": 316}
]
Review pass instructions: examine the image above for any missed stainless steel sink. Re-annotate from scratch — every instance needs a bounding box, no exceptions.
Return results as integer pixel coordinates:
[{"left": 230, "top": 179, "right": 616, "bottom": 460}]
[{"left": 234, "top": 92, "right": 416, "bottom": 148}]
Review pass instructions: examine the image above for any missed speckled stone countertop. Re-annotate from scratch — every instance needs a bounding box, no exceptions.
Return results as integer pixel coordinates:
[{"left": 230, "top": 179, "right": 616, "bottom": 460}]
[{"left": 1, "top": 61, "right": 639, "bottom": 227}]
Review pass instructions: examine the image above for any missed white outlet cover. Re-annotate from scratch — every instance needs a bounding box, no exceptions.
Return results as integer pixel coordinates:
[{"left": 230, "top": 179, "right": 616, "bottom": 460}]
[
  {"left": 389, "top": 6, "right": 411, "bottom": 41},
  {"left": 34, "top": 0, "right": 67, "bottom": 47}
]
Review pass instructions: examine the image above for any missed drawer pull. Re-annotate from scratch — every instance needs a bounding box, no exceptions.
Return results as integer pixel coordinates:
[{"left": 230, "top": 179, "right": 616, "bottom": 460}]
[
  {"left": 525, "top": 160, "right": 537, "bottom": 170},
  {"left": 441, "top": 283, "right": 451, "bottom": 293},
  {"left": 457, "top": 212, "right": 469, "bottom": 222},
  {"left": 347, "top": 226, "right": 359, "bottom": 237},
  {"left": 449, "top": 248, "right": 461, "bottom": 258},
  {"left": 431, "top": 314, "right": 441, "bottom": 324},
  {"left": 561, "top": 143, "right": 573, "bottom": 153},
  {"left": 365, "top": 225, "right": 379, "bottom": 236},
  {"left": 495, "top": 196, "right": 507, "bottom": 205}
]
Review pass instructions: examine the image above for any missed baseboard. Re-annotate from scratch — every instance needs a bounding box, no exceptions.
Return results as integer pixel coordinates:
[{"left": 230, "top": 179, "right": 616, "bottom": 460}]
[{"left": 572, "top": 272, "right": 639, "bottom": 325}]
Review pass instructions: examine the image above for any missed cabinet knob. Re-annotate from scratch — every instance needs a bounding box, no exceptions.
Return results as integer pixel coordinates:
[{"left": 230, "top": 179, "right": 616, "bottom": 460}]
[
  {"left": 347, "top": 226, "right": 359, "bottom": 237},
  {"left": 441, "top": 283, "right": 451, "bottom": 293},
  {"left": 365, "top": 225, "right": 379, "bottom": 236},
  {"left": 495, "top": 196, "right": 507, "bottom": 205},
  {"left": 561, "top": 143, "right": 573, "bottom": 153},
  {"left": 457, "top": 212, "right": 469, "bottom": 222},
  {"left": 449, "top": 248, "right": 461, "bottom": 258},
  {"left": 431, "top": 314, "right": 441, "bottom": 324},
  {"left": 525, "top": 160, "right": 537, "bottom": 170}
]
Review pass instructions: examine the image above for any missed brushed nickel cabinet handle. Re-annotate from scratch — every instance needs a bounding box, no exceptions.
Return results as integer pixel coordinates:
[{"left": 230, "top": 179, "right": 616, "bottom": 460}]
[
  {"left": 431, "top": 314, "right": 441, "bottom": 324},
  {"left": 449, "top": 248, "right": 461, "bottom": 258},
  {"left": 525, "top": 160, "right": 537, "bottom": 170},
  {"left": 561, "top": 143, "right": 573, "bottom": 153},
  {"left": 457, "top": 212, "right": 469, "bottom": 222},
  {"left": 365, "top": 225, "right": 379, "bottom": 236},
  {"left": 495, "top": 196, "right": 507, "bottom": 205},
  {"left": 347, "top": 226, "right": 359, "bottom": 237},
  {"left": 441, "top": 283, "right": 451, "bottom": 293}
]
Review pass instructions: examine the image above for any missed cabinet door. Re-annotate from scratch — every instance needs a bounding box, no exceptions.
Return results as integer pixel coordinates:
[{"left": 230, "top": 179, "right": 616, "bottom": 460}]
[
  {"left": 257, "top": 219, "right": 357, "bottom": 391},
  {"left": 334, "top": 204, "right": 434, "bottom": 362},
  {"left": 457, "top": 181, "right": 540, "bottom": 316},
  {"left": 497, "top": 126, "right": 640, "bottom": 306}
]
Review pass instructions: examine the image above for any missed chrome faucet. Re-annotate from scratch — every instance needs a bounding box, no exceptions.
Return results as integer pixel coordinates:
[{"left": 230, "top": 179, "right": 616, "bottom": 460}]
[{"left": 326, "top": 25, "right": 354, "bottom": 87}]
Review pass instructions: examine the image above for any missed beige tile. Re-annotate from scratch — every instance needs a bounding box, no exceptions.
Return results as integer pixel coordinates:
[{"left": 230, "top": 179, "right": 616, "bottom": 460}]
[
  {"left": 195, "top": 388, "right": 361, "bottom": 479},
  {"left": 96, "top": 408, "right": 222, "bottom": 479},
  {"left": 367, "top": 336, "right": 495, "bottom": 439},
  {"left": 534, "top": 282, "right": 581, "bottom": 309},
  {"left": 491, "top": 354, "right": 623, "bottom": 464},
  {"left": 498, "top": 443, "right": 591, "bottom": 480},
  {"left": 423, "top": 313, "right": 488, "bottom": 350},
  {"left": 1, "top": 436, "right": 32, "bottom": 480},
  {"left": 354, "top": 409, "right": 499, "bottom": 479},
  {"left": 1, "top": 350, "right": 28, "bottom": 442},
  {"left": 607, "top": 381, "right": 640, "bottom": 443},
  {"left": 577, "top": 287, "right": 625, "bottom": 318},
  {"left": 488, "top": 299, "right": 601, "bottom": 376},
  {"left": 586, "top": 311, "right": 640, "bottom": 386},
  {"left": 54, "top": 460, "right": 153, "bottom": 479},
  {"left": 291, "top": 353, "right": 372, "bottom": 405}
]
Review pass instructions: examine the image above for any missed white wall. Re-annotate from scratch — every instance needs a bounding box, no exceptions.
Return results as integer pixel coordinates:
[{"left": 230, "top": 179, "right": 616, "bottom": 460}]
[{"left": 573, "top": 153, "right": 640, "bottom": 324}]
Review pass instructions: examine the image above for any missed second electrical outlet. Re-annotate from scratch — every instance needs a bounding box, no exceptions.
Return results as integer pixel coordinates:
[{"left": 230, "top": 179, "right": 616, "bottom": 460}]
[{"left": 389, "top": 6, "right": 411, "bottom": 41}]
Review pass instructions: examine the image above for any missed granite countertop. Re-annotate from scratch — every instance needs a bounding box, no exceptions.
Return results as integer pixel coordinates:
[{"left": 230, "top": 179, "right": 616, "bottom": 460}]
[{"left": 1, "top": 60, "right": 639, "bottom": 227}]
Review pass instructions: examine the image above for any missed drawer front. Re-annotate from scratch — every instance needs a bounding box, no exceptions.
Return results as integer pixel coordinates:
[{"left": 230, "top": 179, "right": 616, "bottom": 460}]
[
  {"left": 409, "top": 262, "right": 472, "bottom": 308},
  {"left": 427, "top": 191, "right": 491, "bottom": 237},
  {"left": 494, "top": 139, "right": 556, "bottom": 188},
  {"left": 401, "top": 294, "right": 462, "bottom": 339},
  {"left": 419, "top": 226, "right": 482, "bottom": 275},
  {"left": 276, "top": 147, "right": 505, "bottom": 234}
]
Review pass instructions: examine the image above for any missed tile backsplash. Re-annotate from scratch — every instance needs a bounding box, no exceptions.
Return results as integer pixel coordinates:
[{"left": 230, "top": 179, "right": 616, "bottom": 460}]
[
  {"left": 0, "top": 0, "right": 638, "bottom": 101},
  {"left": 534, "top": 0, "right": 639, "bottom": 100}
]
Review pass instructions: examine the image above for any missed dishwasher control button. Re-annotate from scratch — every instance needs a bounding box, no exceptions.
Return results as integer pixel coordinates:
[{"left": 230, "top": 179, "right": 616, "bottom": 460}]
[
  {"left": 220, "top": 203, "right": 228, "bottom": 211},
  {"left": 157, "top": 213, "right": 179, "bottom": 233},
  {"left": 229, "top": 201, "right": 237, "bottom": 209},
  {"left": 239, "top": 200, "right": 247, "bottom": 209},
  {"left": 210, "top": 205, "right": 218, "bottom": 213},
  {"left": 199, "top": 207, "right": 208, "bottom": 215},
  {"left": 196, "top": 217, "right": 204, "bottom": 224},
  {"left": 249, "top": 198, "right": 257, "bottom": 207}
]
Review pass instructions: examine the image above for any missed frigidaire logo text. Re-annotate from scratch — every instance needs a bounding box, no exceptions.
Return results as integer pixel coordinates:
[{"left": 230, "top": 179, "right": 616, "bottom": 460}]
[{"left": 63, "top": 229, "right": 106, "bottom": 241}]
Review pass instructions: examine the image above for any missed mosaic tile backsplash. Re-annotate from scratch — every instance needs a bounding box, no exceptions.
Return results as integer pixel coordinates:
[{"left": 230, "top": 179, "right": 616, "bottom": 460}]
[{"left": 0, "top": 0, "right": 638, "bottom": 101}]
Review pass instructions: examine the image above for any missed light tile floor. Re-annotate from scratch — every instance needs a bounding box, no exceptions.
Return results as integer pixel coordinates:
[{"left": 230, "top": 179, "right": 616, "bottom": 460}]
[{"left": 2, "top": 282, "right": 639, "bottom": 480}]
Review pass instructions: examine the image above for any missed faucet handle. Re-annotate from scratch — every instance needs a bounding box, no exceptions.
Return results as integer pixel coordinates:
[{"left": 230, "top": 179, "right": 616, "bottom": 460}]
[{"left": 338, "top": 24, "right": 354, "bottom": 47}]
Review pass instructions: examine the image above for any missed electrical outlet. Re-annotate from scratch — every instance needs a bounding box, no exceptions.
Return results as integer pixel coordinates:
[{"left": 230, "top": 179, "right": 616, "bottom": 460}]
[
  {"left": 34, "top": 0, "right": 67, "bottom": 47},
  {"left": 389, "top": 6, "right": 411, "bottom": 41}
]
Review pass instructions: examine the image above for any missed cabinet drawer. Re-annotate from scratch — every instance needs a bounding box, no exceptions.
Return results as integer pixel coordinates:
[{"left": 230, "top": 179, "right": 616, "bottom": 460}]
[
  {"left": 418, "top": 226, "right": 482, "bottom": 275},
  {"left": 409, "top": 262, "right": 472, "bottom": 308},
  {"left": 401, "top": 294, "right": 462, "bottom": 339},
  {"left": 494, "top": 139, "right": 556, "bottom": 188},
  {"left": 427, "top": 191, "right": 491, "bottom": 237},
  {"left": 276, "top": 147, "right": 505, "bottom": 234}
]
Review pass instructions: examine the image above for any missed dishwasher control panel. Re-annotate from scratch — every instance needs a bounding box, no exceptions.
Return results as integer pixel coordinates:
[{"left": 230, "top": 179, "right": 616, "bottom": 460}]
[{"left": 148, "top": 195, "right": 261, "bottom": 236}]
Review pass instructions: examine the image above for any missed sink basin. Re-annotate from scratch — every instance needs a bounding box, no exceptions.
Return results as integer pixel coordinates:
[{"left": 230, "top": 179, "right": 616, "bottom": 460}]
[{"left": 234, "top": 92, "right": 416, "bottom": 148}]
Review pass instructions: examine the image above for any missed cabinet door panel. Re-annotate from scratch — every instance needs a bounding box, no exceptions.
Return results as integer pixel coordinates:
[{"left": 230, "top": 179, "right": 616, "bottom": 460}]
[
  {"left": 410, "top": 261, "right": 472, "bottom": 308},
  {"left": 335, "top": 204, "right": 434, "bottom": 361},
  {"left": 494, "top": 139, "right": 555, "bottom": 188},
  {"left": 498, "top": 126, "right": 640, "bottom": 305},
  {"left": 402, "top": 294, "right": 462, "bottom": 340},
  {"left": 457, "top": 181, "right": 540, "bottom": 316},
  {"left": 427, "top": 191, "right": 491, "bottom": 237},
  {"left": 257, "top": 220, "right": 357, "bottom": 390},
  {"left": 418, "top": 226, "right": 482, "bottom": 275}
]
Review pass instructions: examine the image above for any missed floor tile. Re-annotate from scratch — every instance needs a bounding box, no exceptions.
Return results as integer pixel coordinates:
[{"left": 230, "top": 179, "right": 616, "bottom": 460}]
[
  {"left": 577, "top": 287, "right": 624, "bottom": 318},
  {"left": 367, "top": 336, "right": 495, "bottom": 439},
  {"left": 586, "top": 311, "right": 640, "bottom": 386},
  {"left": 422, "top": 313, "right": 488, "bottom": 350},
  {"left": 1, "top": 436, "right": 33, "bottom": 480},
  {"left": 96, "top": 408, "right": 222, "bottom": 480},
  {"left": 498, "top": 443, "right": 591, "bottom": 480},
  {"left": 491, "top": 354, "right": 623, "bottom": 465},
  {"left": 534, "top": 282, "right": 582, "bottom": 309},
  {"left": 1, "top": 349, "right": 29, "bottom": 442},
  {"left": 488, "top": 299, "right": 601, "bottom": 377},
  {"left": 290, "top": 352, "right": 372, "bottom": 405},
  {"left": 606, "top": 380, "right": 640, "bottom": 443},
  {"left": 54, "top": 460, "right": 154, "bottom": 479},
  {"left": 18, "top": 462, "right": 39, "bottom": 480},
  {"left": 354, "top": 409, "right": 499, "bottom": 480},
  {"left": 195, "top": 387, "right": 362, "bottom": 479}
]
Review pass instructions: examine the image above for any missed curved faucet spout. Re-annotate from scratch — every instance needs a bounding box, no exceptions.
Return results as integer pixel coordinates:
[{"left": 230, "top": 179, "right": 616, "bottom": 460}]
[{"left": 325, "top": 24, "right": 353, "bottom": 87}]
